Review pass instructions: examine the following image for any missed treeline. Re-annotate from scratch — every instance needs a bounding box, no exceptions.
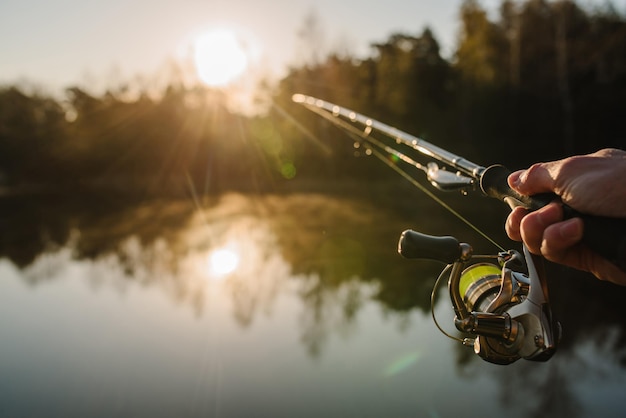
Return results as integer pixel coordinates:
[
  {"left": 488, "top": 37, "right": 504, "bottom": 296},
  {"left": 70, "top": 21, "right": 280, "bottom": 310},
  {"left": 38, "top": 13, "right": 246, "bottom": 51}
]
[
  {"left": 1, "top": 0, "right": 625, "bottom": 195},
  {"left": 0, "top": 86, "right": 273, "bottom": 195},
  {"left": 276, "top": 0, "right": 626, "bottom": 169}
]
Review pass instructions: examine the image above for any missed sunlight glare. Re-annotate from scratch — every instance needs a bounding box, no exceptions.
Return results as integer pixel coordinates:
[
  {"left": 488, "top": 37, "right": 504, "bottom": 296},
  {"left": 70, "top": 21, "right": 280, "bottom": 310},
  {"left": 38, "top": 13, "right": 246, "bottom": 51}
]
[
  {"left": 208, "top": 248, "right": 240, "bottom": 278},
  {"left": 194, "top": 29, "right": 248, "bottom": 87}
]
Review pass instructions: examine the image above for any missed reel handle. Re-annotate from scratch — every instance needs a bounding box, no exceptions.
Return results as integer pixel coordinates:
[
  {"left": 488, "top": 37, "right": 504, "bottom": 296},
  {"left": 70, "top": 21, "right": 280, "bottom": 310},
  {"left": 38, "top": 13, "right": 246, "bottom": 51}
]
[
  {"left": 398, "top": 230, "right": 462, "bottom": 263},
  {"left": 481, "top": 165, "right": 626, "bottom": 271}
]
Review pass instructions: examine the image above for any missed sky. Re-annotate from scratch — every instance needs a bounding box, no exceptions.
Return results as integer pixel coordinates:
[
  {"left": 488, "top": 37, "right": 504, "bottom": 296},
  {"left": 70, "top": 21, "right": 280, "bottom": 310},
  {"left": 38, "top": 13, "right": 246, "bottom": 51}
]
[{"left": 1, "top": 0, "right": 624, "bottom": 96}]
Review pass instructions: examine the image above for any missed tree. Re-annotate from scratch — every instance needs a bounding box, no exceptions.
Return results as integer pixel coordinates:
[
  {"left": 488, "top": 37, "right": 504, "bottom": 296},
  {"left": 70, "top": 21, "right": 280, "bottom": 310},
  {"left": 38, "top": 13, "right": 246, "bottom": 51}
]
[{"left": 456, "top": 0, "right": 507, "bottom": 85}]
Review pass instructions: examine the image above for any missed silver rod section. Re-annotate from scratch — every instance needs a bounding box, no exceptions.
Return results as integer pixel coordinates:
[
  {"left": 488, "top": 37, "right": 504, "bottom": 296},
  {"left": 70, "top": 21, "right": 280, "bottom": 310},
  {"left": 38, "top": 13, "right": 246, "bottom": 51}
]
[{"left": 293, "top": 94, "right": 486, "bottom": 178}]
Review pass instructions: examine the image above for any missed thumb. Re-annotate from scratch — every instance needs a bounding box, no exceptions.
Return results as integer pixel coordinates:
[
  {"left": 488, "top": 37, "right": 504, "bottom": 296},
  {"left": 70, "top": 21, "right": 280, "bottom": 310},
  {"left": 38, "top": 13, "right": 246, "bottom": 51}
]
[{"left": 508, "top": 163, "right": 558, "bottom": 196}]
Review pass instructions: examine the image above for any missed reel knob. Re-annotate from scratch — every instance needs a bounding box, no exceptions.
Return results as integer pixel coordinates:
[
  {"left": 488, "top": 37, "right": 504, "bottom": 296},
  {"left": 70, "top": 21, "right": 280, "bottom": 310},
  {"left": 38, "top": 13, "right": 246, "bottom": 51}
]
[{"left": 398, "top": 230, "right": 462, "bottom": 263}]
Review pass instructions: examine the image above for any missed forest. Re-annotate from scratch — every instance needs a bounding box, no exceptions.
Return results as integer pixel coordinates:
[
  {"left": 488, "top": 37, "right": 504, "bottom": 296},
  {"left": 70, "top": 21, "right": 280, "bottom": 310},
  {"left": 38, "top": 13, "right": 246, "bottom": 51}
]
[{"left": 1, "top": 0, "right": 625, "bottom": 197}]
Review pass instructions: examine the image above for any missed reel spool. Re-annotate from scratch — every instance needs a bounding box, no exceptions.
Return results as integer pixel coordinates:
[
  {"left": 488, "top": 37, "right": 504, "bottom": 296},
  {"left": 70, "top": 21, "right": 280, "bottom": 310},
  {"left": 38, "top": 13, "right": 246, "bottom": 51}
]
[{"left": 459, "top": 263, "right": 502, "bottom": 313}]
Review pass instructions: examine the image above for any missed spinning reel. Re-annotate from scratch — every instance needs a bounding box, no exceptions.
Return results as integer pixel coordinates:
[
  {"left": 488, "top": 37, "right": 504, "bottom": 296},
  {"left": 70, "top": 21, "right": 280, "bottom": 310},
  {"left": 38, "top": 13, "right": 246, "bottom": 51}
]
[{"left": 399, "top": 230, "right": 560, "bottom": 365}]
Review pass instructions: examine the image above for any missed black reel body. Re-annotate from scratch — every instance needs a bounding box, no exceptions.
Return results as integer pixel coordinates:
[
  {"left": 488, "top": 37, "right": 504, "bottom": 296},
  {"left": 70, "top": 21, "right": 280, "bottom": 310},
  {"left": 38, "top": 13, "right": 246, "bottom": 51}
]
[{"left": 399, "top": 230, "right": 560, "bottom": 365}]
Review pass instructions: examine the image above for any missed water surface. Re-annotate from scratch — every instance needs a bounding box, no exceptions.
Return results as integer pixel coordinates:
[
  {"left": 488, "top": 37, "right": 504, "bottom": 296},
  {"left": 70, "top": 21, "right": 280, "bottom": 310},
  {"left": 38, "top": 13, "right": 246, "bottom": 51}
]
[{"left": 1, "top": 192, "right": 625, "bottom": 417}]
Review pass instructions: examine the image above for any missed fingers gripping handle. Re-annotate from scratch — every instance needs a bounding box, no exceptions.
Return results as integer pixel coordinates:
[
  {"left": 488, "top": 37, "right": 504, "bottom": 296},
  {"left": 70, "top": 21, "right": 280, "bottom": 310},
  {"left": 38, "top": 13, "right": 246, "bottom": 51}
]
[
  {"left": 398, "top": 230, "right": 462, "bottom": 263},
  {"left": 480, "top": 165, "right": 626, "bottom": 271},
  {"left": 479, "top": 165, "right": 556, "bottom": 210}
]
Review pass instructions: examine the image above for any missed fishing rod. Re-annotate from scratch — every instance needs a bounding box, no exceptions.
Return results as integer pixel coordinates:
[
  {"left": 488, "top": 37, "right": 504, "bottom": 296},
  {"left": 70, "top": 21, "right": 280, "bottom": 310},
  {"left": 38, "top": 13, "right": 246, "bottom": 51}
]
[{"left": 293, "top": 93, "right": 626, "bottom": 365}]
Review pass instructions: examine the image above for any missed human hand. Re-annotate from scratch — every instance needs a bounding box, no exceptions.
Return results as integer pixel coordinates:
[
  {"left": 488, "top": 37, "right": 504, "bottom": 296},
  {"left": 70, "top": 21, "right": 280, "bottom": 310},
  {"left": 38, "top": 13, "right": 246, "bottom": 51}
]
[{"left": 505, "top": 148, "right": 626, "bottom": 285}]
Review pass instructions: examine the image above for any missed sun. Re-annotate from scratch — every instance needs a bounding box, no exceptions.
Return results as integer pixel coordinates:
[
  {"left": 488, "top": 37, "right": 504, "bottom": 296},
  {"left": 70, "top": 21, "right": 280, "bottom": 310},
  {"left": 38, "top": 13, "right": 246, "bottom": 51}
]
[{"left": 193, "top": 29, "right": 249, "bottom": 87}]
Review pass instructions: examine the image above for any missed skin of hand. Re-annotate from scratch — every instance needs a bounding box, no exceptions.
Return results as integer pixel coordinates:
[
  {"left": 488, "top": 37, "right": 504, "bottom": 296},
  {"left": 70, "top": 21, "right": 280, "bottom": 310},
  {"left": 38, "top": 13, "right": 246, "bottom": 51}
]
[{"left": 505, "top": 148, "right": 626, "bottom": 285}]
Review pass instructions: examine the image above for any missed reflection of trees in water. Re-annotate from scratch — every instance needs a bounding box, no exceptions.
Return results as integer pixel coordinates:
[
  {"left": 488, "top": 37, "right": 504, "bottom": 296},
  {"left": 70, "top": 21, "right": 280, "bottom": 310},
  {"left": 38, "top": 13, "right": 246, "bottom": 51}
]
[
  {"left": 3, "top": 192, "right": 626, "bottom": 374},
  {"left": 489, "top": 328, "right": 626, "bottom": 418},
  {"left": 259, "top": 191, "right": 448, "bottom": 356},
  {"left": 495, "top": 360, "right": 583, "bottom": 418},
  {"left": 213, "top": 214, "right": 287, "bottom": 327},
  {"left": 550, "top": 266, "right": 626, "bottom": 367},
  {"left": 297, "top": 275, "right": 376, "bottom": 358},
  {"left": 0, "top": 193, "right": 196, "bottom": 270},
  {"left": 263, "top": 191, "right": 448, "bottom": 312},
  {"left": 0, "top": 191, "right": 442, "bottom": 356}
]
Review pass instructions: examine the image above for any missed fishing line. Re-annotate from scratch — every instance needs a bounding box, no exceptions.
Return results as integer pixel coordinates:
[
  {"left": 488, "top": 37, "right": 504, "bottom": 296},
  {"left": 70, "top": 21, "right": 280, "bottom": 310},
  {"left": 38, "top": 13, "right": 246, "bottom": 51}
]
[
  {"left": 305, "top": 104, "right": 506, "bottom": 252},
  {"left": 270, "top": 101, "right": 333, "bottom": 155}
]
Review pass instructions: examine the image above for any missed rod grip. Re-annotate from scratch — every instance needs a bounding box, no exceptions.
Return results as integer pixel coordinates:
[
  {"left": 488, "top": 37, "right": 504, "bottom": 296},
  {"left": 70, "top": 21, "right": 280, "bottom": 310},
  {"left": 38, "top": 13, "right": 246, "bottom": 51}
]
[{"left": 480, "top": 164, "right": 626, "bottom": 271}]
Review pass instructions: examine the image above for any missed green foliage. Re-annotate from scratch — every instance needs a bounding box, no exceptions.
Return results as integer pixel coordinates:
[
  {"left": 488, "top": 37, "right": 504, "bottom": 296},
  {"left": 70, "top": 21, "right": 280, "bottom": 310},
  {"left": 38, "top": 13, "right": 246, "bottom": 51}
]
[{"left": 0, "top": 0, "right": 625, "bottom": 194}]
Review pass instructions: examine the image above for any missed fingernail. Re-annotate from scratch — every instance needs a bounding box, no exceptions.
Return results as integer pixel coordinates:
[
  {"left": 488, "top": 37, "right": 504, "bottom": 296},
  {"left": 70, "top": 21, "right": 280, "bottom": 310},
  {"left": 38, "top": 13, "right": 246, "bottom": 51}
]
[
  {"left": 559, "top": 219, "right": 582, "bottom": 241},
  {"left": 508, "top": 170, "right": 524, "bottom": 189},
  {"left": 536, "top": 203, "right": 561, "bottom": 226}
]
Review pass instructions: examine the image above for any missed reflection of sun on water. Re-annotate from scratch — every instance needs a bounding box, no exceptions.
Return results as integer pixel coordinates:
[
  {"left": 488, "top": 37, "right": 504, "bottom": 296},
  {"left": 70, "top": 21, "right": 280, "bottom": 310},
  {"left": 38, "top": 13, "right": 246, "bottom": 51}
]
[{"left": 208, "top": 247, "right": 240, "bottom": 280}]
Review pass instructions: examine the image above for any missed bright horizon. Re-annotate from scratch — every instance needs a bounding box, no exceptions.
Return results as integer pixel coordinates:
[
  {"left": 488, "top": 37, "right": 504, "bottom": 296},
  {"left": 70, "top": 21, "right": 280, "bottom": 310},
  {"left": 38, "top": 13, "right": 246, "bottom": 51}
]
[{"left": 1, "top": 0, "right": 624, "bottom": 97}]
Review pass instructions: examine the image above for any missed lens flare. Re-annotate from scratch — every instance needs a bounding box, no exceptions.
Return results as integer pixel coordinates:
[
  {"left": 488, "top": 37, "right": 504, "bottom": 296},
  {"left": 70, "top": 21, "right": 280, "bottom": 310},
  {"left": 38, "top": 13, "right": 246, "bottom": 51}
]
[{"left": 383, "top": 352, "right": 421, "bottom": 377}]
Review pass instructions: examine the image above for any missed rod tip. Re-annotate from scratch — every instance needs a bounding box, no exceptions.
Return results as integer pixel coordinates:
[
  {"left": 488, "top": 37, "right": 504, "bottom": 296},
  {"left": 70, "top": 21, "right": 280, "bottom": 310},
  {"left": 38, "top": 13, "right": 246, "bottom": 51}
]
[{"left": 292, "top": 94, "right": 306, "bottom": 103}]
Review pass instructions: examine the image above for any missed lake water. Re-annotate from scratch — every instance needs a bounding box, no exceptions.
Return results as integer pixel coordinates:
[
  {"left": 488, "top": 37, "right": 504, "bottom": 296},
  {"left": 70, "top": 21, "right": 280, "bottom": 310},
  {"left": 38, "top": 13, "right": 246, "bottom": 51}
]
[{"left": 1, "top": 191, "right": 625, "bottom": 417}]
